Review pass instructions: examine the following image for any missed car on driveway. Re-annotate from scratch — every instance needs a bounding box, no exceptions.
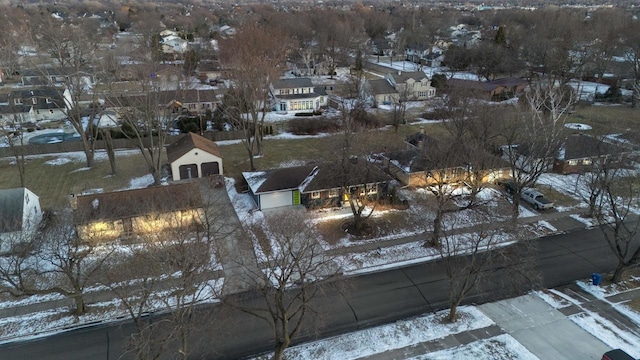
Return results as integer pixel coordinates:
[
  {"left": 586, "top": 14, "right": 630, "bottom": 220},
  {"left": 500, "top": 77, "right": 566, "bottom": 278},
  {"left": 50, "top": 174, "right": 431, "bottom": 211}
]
[
  {"left": 495, "top": 178, "right": 516, "bottom": 194},
  {"left": 521, "top": 188, "right": 554, "bottom": 210},
  {"left": 602, "top": 349, "right": 636, "bottom": 360}
]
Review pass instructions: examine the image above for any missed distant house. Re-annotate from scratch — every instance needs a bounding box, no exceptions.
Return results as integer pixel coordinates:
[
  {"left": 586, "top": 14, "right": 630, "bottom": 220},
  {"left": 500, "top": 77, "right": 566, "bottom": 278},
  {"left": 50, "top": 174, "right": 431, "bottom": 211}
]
[
  {"left": 0, "top": 188, "right": 42, "bottom": 254},
  {"left": 167, "top": 132, "right": 223, "bottom": 181},
  {"left": 243, "top": 161, "right": 392, "bottom": 211},
  {"left": 367, "top": 79, "right": 399, "bottom": 107},
  {"left": 101, "top": 89, "right": 223, "bottom": 118},
  {"left": 20, "top": 68, "right": 95, "bottom": 88},
  {"left": 73, "top": 183, "right": 203, "bottom": 242},
  {"left": 553, "top": 134, "right": 631, "bottom": 174},
  {"left": 161, "top": 35, "right": 188, "bottom": 54},
  {"left": 446, "top": 78, "right": 528, "bottom": 101},
  {"left": 383, "top": 132, "right": 510, "bottom": 187},
  {"left": 270, "top": 78, "right": 328, "bottom": 114},
  {"left": 385, "top": 71, "right": 436, "bottom": 101},
  {"left": 0, "top": 88, "right": 67, "bottom": 123}
]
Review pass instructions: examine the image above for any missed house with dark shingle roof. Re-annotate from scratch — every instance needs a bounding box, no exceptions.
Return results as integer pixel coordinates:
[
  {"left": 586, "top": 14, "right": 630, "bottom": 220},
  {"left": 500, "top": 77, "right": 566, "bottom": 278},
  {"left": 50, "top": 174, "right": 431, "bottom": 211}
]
[
  {"left": 553, "top": 134, "right": 631, "bottom": 174},
  {"left": 446, "top": 78, "right": 528, "bottom": 101},
  {"left": 0, "top": 188, "right": 42, "bottom": 254},
  {"left": 243, "top": 161, "right": 392, "bottom": 210},
  {"left": 366, "top": 79, "right": 399, "bottom": 107},
  {"left": 270, "top": 78, "right": 328, "bottom": 114},
  {"left": 383, "top": 132, "right": 510, "bottom": 187},
  {"left": 73, "top": 183, "right": 203, "bottom": 241},
  {"left": 166, "top": 132, "right": 223, "bottom": 181}
]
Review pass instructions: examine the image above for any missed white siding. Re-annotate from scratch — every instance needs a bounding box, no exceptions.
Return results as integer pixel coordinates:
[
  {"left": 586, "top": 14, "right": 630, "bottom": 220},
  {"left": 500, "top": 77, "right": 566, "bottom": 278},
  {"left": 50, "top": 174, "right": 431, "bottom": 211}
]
[{"left": 171, "top": 148, "right": 224, "bottom": 181}]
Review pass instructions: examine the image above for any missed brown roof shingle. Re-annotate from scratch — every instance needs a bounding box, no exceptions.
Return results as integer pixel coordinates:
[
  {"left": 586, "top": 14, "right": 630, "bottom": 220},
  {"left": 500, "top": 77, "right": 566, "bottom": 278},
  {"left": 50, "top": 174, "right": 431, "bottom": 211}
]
[{"left": 166, "top": 132, "right": 222, "bottom": 163}]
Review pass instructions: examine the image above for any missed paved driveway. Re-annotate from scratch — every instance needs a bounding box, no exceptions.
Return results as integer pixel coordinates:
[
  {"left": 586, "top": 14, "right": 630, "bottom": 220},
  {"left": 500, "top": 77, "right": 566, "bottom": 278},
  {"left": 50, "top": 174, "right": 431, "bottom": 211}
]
[{"left": 479, "top": 295, "right": 610, "bottom": 360}]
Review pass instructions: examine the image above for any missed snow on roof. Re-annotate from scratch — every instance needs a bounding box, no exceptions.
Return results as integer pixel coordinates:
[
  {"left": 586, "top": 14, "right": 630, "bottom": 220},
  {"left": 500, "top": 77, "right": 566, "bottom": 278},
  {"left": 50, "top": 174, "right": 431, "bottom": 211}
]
[{"left": 242, "top": 171, "right": 268, "bottom": 194}]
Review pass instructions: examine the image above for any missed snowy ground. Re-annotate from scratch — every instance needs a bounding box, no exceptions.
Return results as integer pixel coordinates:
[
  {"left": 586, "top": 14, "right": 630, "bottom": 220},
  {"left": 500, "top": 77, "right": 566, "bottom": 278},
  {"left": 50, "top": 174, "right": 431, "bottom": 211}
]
[{"left": 2, "top": 137, "right": 639, "bottom": 358}]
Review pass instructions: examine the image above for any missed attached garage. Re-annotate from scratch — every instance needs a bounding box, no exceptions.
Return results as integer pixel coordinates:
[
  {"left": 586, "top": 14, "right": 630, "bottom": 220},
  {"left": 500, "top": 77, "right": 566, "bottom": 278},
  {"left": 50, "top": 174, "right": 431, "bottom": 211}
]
[
  {"left": 243, "top": 167, "right": 314, "bottom": 211},
  {"left": 166, "top": 132, "right": 224, "bottom": 181}
]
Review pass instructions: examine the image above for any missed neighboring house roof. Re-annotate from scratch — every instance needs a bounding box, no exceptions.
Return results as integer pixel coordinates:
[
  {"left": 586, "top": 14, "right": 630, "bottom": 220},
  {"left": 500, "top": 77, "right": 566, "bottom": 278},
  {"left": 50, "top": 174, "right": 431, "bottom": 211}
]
[
  {"left": 0, "top": 188, "right": 26, "bottom": 233},
  {"left": 244, "top": 162, "right": 391, "bottom": 195},
  {"left": 0, "top": 88, "right": 65, "bottom": 114},
  {"left": 390, "top": 71, "right": 428, "bottom": 83},
  {"left": 301, "top": 161, "right": 392, "bottom": 192},
  {"left": 400, "top": 132, "right": 509, "bottom": 173},
  {"left": 102, "top": 89, "right": 223, "bottom": 108},
  {"left": 561, "top": 134, "right": 627, "bottom": 160},
  {"left": 369, "top": 79, "right": 398, "bottom": 95},
  {"left": 272, "top": 78, "right": 314, "bottom": 89},
  {"left": 166, "top": 132, "right": 222, "bottom": 163},
  {"left": 243, "top": 165, "right": 316, "bottom": 194},
  {"left": 447, "top": 77, "right": 528, "bottom": 92},
  {"left": 74, "top": 183, "right": 202, "bottom": 224}
]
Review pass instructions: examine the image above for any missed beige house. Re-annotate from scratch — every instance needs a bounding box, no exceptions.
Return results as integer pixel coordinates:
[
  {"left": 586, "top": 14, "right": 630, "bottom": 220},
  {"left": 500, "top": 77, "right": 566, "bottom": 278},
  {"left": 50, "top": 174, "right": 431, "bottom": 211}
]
[
  {"left": 167, "top": 132, "right": 223, "bottom": 181},
  {"left": 73, "top": 183, "right": 203, "bottom": 242},
  {"left": 385, "top": 71, "right": 436, "bottom": 101}
]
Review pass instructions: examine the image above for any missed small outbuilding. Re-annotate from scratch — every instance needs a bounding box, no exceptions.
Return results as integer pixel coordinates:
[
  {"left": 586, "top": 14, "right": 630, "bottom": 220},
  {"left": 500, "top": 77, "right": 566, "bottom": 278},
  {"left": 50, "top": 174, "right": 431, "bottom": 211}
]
[
  {"left": 0, "top": 188, "right": 42, "bottom": 254},
  {"left": 167, "top": 132, "right": 223, "bottom": 181}
]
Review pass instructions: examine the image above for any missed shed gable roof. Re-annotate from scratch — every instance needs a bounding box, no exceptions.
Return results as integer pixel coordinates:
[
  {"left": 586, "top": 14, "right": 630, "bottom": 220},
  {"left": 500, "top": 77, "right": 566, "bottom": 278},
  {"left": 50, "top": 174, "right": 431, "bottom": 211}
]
[{"left": 166, "top": 132, "right": 222, "bottom": 163}]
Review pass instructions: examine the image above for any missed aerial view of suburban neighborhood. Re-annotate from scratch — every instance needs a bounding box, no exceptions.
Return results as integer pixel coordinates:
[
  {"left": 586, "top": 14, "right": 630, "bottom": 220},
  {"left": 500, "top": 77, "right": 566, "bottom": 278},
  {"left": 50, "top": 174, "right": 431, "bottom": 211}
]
[{"left": 1, "top": 0, "right": 640, "bottom": 359}]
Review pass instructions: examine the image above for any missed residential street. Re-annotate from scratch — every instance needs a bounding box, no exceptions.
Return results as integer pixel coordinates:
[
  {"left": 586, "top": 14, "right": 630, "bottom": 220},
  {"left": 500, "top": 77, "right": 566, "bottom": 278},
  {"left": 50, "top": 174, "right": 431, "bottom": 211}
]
[{"left": 0, "top": 220, "right": 632, "bottom": 360}]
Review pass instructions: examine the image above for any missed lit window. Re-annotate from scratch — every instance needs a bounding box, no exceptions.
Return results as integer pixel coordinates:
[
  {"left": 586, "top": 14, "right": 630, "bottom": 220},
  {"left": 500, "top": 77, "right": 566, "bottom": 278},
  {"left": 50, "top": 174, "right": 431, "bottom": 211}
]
[
  {"left": 368, "top": 184, "right": 378, "bottom": 194},
  {"left": 582, "top": 159, "right": 592, "bottom": 165},
  {"left": 311, "top": 191, "right": 320, "bottom": 199},
  {"left": 568, "top": 160, "right": 578, "bottom": 166},
  {"left": 328, "top": 189, "right": 339, "bottom": 198}
]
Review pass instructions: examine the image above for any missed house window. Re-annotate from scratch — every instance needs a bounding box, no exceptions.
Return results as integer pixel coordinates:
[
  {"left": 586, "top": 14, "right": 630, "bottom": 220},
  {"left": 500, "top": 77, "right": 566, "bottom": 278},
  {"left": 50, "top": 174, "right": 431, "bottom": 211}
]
[
  {"left": 568, "top": 160, "right": 578, "bottom": 166},
  {"left": 46, "top": 98, "right": 52, "bottom": 104},
  {"left": 14, "top": 98, "right": 22, "bottom": 105},
  {"left": 311, "top": 191, "right": 320, "bottom": 199},
  {"left": 328, "top": 189, "right": 339, "bottom": 198},
  {"left": 418, "top": 91, "right": 427, "bottom": 97},
  {"left": 32, "top": 98, "right": 37, "bottom": 105},
  {"left": 367, "top": 184, "right": 378, "bottom": 195},
  {"left": 582, "top": 158, "right": 592, "bottom": 165}
]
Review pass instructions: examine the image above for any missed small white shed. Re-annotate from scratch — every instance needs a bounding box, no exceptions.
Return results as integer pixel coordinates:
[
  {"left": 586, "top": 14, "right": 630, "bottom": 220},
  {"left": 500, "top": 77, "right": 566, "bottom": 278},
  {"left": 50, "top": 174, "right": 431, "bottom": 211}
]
[{"left": 166, "top": 132, "right": 223, "bottom": 181}]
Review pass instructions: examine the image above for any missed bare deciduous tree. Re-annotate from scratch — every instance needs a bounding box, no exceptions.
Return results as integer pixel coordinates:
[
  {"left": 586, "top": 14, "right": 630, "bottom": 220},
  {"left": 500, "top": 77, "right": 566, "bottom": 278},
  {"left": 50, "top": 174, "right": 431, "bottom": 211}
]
[
  {"left": 501, "top": 83, "right": 575, "bottom": 220},
  {"left": 0, "top": 210, "right": 113, "bottom": 315},
  {"left": 220, "top": 23, "right": 292, "bottom": 170},
  {"left": 224, "top": 209, "right": 342, "bottom": 360},
  {"left": 594, "top": 170, "right": 640, "bottom": 283}
]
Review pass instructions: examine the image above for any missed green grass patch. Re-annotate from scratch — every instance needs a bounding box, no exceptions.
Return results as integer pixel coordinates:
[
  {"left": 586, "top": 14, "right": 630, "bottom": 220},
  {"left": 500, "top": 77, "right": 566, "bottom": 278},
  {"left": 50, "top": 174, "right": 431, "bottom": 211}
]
[
  {"left": 535, "top": 185, "right": 581, "bottom": 208},
  {"left": 567, "top": 105, "right": 640, "bottom": 135},
  {"left": 0, "top": 151, "right": 162, "bottom": 209}
]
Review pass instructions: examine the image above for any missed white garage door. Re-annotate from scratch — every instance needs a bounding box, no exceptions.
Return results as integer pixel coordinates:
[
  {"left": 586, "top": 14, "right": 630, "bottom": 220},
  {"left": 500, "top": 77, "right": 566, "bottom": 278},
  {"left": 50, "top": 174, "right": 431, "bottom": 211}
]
[{"left": 260, "top": 191, "right": 293, "bottom": 210}]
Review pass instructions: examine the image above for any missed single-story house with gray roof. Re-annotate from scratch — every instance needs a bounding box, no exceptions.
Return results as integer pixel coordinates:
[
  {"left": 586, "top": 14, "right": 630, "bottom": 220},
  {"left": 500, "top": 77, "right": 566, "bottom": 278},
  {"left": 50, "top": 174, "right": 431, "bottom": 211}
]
[{"left": 243, "top": 161, "right": 392, "bottom": 210}]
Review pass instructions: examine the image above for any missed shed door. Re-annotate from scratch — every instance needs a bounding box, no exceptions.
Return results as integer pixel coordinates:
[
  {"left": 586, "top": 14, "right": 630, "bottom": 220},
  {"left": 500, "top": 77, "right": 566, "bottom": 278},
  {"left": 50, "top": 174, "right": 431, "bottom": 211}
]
[
  {"left": 201, "top": 162, "right": 220, "bottom": 176},
  {"left": 179, "top": 164, "right": 198, "bottom": 180}
]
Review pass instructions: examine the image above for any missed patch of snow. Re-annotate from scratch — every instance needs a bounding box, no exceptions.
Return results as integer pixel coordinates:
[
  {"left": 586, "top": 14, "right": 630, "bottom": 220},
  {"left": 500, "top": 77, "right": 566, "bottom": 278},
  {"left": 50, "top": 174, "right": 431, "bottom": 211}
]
[
  {"left": 120, "top": 174, "right": 155, "bottom": 190},
  {"left": 251, "top": 306, "right": 494, "bottom": 360},
  {"left": 44, "top": 158, "right": 72, "bottom": 166}
]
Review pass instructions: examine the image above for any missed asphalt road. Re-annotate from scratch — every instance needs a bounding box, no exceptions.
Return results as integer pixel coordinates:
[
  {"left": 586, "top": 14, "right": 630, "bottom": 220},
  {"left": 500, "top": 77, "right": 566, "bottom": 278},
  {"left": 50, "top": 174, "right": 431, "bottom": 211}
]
[{"left": 0, "top": 225, "right": 628, "bottom": 360}]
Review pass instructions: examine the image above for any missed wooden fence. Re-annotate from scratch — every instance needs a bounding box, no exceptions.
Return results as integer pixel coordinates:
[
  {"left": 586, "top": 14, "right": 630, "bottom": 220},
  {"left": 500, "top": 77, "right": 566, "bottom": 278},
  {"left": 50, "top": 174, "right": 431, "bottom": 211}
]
[{"left": 0, "top": 131, "right": 244, "bottom": 157}]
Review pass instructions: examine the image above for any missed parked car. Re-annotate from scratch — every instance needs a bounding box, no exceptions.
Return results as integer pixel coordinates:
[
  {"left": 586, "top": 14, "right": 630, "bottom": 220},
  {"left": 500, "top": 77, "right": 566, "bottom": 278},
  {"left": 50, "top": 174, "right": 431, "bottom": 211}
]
[
  {"left": 495, "top": 178, "right": 516, "bottom": 194},
  {"left": 520, "top": 188, "right": 554, "bottom": 210},
  {"left": 602, "top": 349, "right": 636, "bottom": 360}
]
